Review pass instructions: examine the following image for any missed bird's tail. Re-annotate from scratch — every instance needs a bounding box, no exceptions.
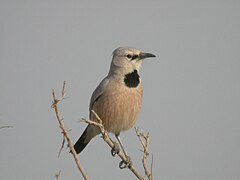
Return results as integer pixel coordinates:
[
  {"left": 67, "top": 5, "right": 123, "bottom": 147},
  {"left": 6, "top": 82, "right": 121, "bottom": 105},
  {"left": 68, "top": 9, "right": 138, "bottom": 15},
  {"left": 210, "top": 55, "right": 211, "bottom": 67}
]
[{"left": 74, "top": 124, "right": 100, "bottom": 154}]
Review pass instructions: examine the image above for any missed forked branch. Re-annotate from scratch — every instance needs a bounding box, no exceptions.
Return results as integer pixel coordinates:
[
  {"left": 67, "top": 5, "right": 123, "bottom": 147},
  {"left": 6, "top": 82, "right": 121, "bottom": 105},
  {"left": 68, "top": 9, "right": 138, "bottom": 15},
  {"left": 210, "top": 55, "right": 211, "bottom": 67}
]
[
  {"left": 51, "top": 81, "right": 89, "bottom": 180},
  {"left": 135, "top": 127, "right": 153, "bottom": 180},
  {"left": 81, "top": 111, "right": 144, "bottom": 180},
  {"left": 82, "top": 111, "right": 153, "bottom": 179},
  {"left": 52, "top": 82, "right": 153, "bottom": 180}
]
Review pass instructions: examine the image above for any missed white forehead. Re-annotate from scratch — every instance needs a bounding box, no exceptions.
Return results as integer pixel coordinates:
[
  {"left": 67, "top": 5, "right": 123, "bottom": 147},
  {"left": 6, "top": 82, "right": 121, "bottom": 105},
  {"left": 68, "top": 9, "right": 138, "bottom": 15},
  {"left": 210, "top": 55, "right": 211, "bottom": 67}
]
[{"left": 112, "top": 47, "right": 141, "bottom": 57}]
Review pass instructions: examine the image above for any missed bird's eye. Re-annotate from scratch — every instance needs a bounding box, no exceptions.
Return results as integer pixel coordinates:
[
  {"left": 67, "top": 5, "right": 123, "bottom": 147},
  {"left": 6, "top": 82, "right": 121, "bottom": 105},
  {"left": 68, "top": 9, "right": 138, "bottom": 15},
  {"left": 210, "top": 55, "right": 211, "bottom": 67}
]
[{"left": 126, "top": 54, "right": 132, "bottom": 59}]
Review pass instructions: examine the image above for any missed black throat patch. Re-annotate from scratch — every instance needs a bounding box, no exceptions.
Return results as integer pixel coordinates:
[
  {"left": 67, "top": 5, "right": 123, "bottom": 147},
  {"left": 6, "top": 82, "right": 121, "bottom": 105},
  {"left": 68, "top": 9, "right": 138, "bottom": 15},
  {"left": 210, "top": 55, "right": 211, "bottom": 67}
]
[{"left": 124, "top": 70, "right": 140, "bottom": 88}]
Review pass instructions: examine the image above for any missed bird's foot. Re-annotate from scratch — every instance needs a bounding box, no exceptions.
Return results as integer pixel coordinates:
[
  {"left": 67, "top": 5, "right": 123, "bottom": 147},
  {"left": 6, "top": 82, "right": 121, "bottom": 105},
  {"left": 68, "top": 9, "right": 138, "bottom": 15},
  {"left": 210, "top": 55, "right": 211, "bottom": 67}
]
[
  {"left": 111, "top": 141, "right": 120, "bottom": 156},
  {"left": 119, "top": 155, "right": 132, "bottom": 169}
]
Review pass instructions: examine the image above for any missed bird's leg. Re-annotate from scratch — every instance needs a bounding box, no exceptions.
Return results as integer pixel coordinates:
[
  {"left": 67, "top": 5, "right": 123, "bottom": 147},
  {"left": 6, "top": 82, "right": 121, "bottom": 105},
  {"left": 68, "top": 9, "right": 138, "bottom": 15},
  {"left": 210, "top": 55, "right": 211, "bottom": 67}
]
[{"left": 115, "top": 134, "right": 132, "bottom": 169}]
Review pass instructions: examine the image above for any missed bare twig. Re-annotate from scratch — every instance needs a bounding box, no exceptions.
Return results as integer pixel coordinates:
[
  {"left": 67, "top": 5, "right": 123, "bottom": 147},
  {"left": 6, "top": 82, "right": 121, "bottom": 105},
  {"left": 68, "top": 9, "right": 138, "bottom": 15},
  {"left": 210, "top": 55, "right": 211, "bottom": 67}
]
[
  {"left": 0, "top": 125, "right": 13, "bottom": 129},
  {"left": 81, "top": 110, "right": 144, "bottom": 180},
  {"left": 58, "top": 133, "right": 65, "bottom": 158},
  {"left": 52, "top": 82, "right": 153, "bottom": 180},
  {"left": 135, "top": 127, "right": 152, "bottom": 180},
  {"left": 51, "top": 81, "right": 89, "bottom": 180}
]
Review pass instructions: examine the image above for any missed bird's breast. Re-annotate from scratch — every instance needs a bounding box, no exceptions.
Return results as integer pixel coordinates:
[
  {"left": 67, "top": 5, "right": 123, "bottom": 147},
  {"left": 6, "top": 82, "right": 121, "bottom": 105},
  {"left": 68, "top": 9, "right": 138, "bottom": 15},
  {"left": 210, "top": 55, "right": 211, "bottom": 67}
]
[{"left": 90, "top": 80, "right": 142, "bottom": 134}]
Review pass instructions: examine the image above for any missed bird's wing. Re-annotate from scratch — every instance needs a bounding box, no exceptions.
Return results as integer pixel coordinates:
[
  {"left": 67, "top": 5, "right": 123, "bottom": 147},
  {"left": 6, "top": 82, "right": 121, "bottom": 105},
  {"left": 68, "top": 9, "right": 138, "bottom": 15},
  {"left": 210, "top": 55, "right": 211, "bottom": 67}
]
[{"left": 89, "top": 76, "right": 110, "bottom": 111}]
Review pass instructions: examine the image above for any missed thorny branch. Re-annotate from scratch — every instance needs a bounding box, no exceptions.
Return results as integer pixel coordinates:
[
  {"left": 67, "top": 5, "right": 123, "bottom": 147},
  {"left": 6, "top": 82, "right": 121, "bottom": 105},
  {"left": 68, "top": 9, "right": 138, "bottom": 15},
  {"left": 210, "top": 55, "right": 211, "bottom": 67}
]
[
  {"left": 51, "top": 81, "right": 89, "bottom": 180},
  {"left": 82, "top": 111, "right": 153, "bottom": 180},
  {"left": 135, "top": 127, "right": 153, "bottom": 180},
  {"left": 52, "top": 82, "right": 153, "bottom": 180}
]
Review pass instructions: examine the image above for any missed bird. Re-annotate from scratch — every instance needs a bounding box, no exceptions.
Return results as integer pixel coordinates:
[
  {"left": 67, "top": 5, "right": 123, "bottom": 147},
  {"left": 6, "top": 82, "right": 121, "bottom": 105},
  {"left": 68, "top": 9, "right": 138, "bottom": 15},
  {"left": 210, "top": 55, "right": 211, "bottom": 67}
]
[{"left": 74, "top": 47, "right": 156, "bottom": 164}]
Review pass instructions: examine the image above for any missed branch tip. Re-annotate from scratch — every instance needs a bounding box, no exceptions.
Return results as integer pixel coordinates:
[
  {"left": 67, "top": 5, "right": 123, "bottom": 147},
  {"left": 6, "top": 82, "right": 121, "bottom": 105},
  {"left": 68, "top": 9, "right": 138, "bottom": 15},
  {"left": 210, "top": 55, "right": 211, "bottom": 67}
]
[{"left": 51, "top": 82, "right": 89, "bottom": 180}]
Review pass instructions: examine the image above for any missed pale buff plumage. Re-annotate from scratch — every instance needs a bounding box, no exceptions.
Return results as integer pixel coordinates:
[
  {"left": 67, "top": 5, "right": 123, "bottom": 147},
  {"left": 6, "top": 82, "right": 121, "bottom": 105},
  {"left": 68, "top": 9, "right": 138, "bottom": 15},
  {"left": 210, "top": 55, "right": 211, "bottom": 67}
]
[
  {"left": 74, "top": 47, "right": 155, "bottom": 154},
  {"left": 91, "top": 78, "right": 142, "bottom": 134}
]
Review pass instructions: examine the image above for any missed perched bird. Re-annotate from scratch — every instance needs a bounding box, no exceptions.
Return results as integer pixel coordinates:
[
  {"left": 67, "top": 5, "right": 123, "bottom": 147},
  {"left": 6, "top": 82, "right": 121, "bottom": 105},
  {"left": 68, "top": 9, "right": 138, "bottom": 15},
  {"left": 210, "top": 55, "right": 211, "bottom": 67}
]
[{"left": 74, "top": 47, "right": 156, "bottom": 161}]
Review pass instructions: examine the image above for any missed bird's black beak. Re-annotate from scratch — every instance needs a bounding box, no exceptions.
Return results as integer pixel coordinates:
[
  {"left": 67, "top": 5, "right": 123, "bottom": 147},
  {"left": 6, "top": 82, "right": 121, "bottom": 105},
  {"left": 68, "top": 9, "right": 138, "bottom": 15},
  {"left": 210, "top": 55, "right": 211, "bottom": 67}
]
[{"left": 139, "top": 52, "right": 156, "bottom": 59}]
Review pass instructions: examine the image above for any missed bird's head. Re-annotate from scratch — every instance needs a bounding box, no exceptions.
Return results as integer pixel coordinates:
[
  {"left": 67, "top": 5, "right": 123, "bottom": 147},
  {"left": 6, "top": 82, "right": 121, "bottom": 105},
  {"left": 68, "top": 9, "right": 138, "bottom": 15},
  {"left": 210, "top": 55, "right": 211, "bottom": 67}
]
[{"left": 109, "top": 47, "right": 156, "bottom": 76}]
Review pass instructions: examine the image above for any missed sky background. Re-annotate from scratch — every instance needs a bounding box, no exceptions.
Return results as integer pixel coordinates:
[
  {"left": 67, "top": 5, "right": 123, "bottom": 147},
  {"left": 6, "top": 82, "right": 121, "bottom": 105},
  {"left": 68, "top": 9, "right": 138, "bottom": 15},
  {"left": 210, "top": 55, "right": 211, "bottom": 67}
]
[{"left": 1, "top": 0, "right": 240, "bottom": 180}]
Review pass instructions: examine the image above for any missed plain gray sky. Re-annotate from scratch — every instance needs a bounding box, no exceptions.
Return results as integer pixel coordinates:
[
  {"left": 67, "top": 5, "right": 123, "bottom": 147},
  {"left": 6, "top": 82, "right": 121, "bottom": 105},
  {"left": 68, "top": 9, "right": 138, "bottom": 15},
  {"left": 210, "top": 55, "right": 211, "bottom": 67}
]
[{"left": 1, "top": 0, "right": 240, "bottom": 180}]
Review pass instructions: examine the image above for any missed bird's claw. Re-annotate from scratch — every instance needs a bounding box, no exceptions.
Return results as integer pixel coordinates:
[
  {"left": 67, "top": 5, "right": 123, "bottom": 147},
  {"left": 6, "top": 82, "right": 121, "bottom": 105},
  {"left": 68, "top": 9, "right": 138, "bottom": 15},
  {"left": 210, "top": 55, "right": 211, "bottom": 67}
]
[
  {"left": 111, "top": 140, "right": 132, "bottom": 169},
  {"left": 119, "top": 155, "right": 132, "bottom": 169},
  {"left": 111, "top": 141, "right": 120, "bottom": 156}
]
